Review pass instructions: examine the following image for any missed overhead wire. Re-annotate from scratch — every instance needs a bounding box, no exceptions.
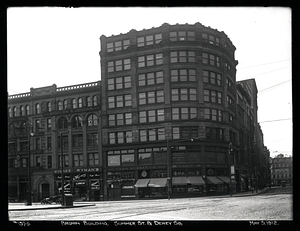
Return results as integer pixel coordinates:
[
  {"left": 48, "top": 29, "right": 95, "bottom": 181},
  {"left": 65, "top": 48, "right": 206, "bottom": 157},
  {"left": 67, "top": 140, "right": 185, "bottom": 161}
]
[
  {"left": 237, "top": 59, "right": 291, "bottom": 70},
  {"left": 238, "top": 66, "right": 291, "bottom": 80},
  {"left": 259, "top": 118, "right": 292, "bottom": 123},
  {"left": 259, "top": 79, "right": 291, "bottom": 94}
]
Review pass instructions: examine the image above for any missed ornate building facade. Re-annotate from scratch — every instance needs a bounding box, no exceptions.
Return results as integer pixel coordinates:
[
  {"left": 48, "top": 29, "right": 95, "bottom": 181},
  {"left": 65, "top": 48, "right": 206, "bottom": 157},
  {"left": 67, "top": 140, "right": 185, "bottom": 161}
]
[{"left": 8, "top": 23, "right": 270, "bottom": 202}]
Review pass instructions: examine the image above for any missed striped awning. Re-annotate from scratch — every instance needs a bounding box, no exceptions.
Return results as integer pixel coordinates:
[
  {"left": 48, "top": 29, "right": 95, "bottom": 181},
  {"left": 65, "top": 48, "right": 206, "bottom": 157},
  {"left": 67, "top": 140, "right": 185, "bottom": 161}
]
[
  {"left": 206, "top": 176, "right": 224, "bottom": 184},
  {"left": 172, "top": 177, "right": 190, "bottom": 185},
  {"left": 218, "top": 176, "right": 236, "bottom": 184},
  {"left": 134, "top": 179, "right": 150, "bottom": 188},
  {"left": 188, "top": 176, "right": 205, "bottom": 185},
  {"left": 148, "top": 178, "right": 168, "bottom": 187}
]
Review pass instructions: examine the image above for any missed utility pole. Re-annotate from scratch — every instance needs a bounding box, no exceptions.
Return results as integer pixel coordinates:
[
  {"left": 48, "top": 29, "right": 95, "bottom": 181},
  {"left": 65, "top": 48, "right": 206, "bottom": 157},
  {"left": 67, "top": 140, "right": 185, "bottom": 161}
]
[
  {"left": 167, "top": 139, "right": 170, "bottom": 200},
  {"left": 228, "top": 142, "right": 232, "bottom": 197},
  {"left": 60, "top": 132, "right": 65, "bottom": 206},
  {"left": 26, "top": 132, "right": 32, "bottom": 205}
]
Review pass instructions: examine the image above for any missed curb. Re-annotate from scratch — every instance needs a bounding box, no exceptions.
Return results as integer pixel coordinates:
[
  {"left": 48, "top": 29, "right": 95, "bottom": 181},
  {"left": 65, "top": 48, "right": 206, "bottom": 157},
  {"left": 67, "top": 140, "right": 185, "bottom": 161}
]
[{"left": 8, "top": 203, "right": 95, "bottom": 211}]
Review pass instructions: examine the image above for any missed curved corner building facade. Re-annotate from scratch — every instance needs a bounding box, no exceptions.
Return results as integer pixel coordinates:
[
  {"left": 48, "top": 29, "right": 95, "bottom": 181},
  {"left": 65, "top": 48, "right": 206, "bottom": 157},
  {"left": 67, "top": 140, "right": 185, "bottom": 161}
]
[
  {"left": 9, "top": 23, "right": 270, "bottom": 202},
  {"left": 100, "top": 23, "right": 239, "bottom": 199}
]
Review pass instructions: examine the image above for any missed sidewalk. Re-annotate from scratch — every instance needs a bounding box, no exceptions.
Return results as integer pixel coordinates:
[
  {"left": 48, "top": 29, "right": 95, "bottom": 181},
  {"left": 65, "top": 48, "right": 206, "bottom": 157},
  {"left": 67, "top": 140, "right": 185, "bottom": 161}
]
[
  {"left": 8, "top": 188, "right": 270, "bottom": 211},
  {"left": 232, "top": 188, "right": 270, "bottom": 197},
  {"left": 8, "top": 202, "right": 95, "bottom": 211}
]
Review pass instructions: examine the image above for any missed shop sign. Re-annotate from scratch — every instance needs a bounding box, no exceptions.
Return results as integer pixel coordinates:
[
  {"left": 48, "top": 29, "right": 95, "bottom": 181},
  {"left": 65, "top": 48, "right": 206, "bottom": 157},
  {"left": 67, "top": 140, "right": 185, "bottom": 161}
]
[
  {"left": 73, "top": 173, "right": 87, "bottom": 181},
  {"left": 53, "top": 169, "right": 72, "bottom": 174},
  {"left": 74, "top": 181, "right": 86, "bottom": 186},
  {"left": 108, "top": 165, "right": 164, "bottom": 171},
  {"left": 90, "top": 180, "right": 100, "bottom": 190},
  {"left": 56, "top": 175, "right": 71, "bottom": 180},
  {"left": 74, "top": 167, "right": 100, "bottom": 172},
  {"left": 89, "top": 173, "right": 101, "bottom": 179}
]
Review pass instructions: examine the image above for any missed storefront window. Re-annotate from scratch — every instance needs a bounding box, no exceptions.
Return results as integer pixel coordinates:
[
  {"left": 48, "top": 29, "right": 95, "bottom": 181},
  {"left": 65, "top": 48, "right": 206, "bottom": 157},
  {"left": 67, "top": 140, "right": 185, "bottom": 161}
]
[
  {"left": 138, "top": 153, "right": 152, "bottom": 165},
  {"left": 121, "top": 154, "right": 134, "bottom": 166},
  {"left": 108, "top": 155, "right": 120, "bottom": 166}
]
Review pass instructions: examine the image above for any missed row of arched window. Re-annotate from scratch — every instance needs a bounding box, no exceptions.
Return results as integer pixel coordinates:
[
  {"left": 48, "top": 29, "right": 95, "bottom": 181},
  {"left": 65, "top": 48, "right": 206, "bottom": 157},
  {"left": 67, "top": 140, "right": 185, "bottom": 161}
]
[
  {"left": 8, "top": 95, "right": 99, "bottom": 117},
  {"left": 57, "top": 114, "right": 99, "bottom": 129},
  {"left": 8, "top": 114, "right": 99, "bottom": 136}
]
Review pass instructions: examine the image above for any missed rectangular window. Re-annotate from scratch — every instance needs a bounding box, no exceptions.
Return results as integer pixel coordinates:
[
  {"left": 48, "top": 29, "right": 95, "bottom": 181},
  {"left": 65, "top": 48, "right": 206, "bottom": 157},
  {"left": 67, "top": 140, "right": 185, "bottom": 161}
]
[
  {"left": 157, "top": 109, "right": 165, "bottom": 121},
  {"left": 72, "top": 134, "right": 83, "bottom": 147},
  {"left": 116, "top": 95, "right": 123, "bottom": 108},
  {"left": 117, "top": 113, "right": 124, "bottom": 126},
  {"left": 108, "top": 78, "right": 115, "bottom": 90},
  {"left": 148, "top": 91, "right": 155, "bottom": 104},
  {"left": 35, "top": 138, "right": 41, "bottom": 150},
  {"left": 47, "top": 118, "right": 51, "bottom": 130},
  {"left": 170, "top": 31, "right": 195, "bottom": 41},
  {"left": 108, "top": 114, "right": 116, "bottom": 126},
  {"left": 189, "top": 88, "right": 197, "bottom": 100},
  {"left": 180, "top": 89, "right": 188, "bottom": 101},
  {"left": 137, "top": 37, "right": 145, "bottom": 47},
  {"left": 156, "top": 90, "right": 164, "bottom": 103},
  {"left": 202, "top": 53, "right": 208, "bottom": 64},
  {"left": 107, "top": 59, "right": 131, "bottom": 72},
  {"left": 126, "top": 131, "right": 132, "bottom": 143},
  {"left": 170, "top": 51, "right": 195, "bottom": 63},
  {"left": 109, "top": 133, "right": 116, "bottom": 144},
  {"left": 73, "top": 154, "right": 84, "bottom": 167},
  {"left": 117, "top": 132, "right": 124, "bottom": 144},
  {"left": 88, "top": 153, "right": 99, "bottom": 166},
  {"left": 140, "top": 130, "right": 147, "bottom": 142},
  {"left": 171, "top": 89, "right": 179, "bottom": 101},
  {"left": 139, "top": 111, "right": 147, "bottom": 123},
  {"left": 173, "top": 127, "right": 180, "bottom": 139},
  {"left": 47, "top": 156, "right": 52, "bottom": 168},
  {"left": 171, "top": 69, "right": 196, "bottom": 82},
  {"left": 107, "top": 42, "right": 113, "bottom": 52},
  {"left": 138, "top": 74, "right": 146, "bottom": 86},
  {"left": 47, "top": 137, "right": 52, "bottom": 150},
  {"left": 139, "top": 93, "right": 146, "bottom": 105},
  {"left": 181, "top": 108, "right": 189, "bottom": 120},
  {"left": 204, "top": 89, "right": 222, "bottom": 104},
  {"left": 108, "top": 96, "right": 115, "bottom": 108},
  {"left": 148, "top": 110, "right": 156, "bottom": 122},
  {"left": 36, "top": 156, "right": 41, "bottom": 167},
  {"left": 125, "top": 113, "right": 132, "bottom": 125},
  {"left": 172, "top": 108, "right": 180, "bottom": 120},
  {"left": 146, "top": 35, "right": 154, "bottom": 45},
  {"left": 124, "top": 58, "right": 131, "bottom": 70},
  {"left": 87, "top": 133, "right": 98, "bottom": 146},
  {"left": 138, "top": 53, "right": 163, "bottom": 68},
  {"left": 155, "top": 33, "right": 162, "bottom": 44}
]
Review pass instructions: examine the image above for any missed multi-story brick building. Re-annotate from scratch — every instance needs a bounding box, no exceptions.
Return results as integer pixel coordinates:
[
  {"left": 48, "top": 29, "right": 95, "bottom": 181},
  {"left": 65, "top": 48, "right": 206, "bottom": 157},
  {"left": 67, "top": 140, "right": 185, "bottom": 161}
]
[
  {"left": 8, "top": 82, "right": 102, "bottom": 202},
  {"left": 236, "top": 79, "right": 271, "bottom": 191},
  {"left": 8, "top": 22, "right": 271, "bottom": 202},
  {"left": 99, "top": 22, "right": 239, "bottom": 199},
  {"left": 270, "top": 154, "right": 293, "bottom": 186}
]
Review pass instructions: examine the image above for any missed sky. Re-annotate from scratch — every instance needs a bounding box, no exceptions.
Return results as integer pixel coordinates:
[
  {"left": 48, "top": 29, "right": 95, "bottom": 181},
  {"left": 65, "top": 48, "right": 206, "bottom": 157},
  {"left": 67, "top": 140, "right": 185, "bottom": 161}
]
[{"left": 7, "top": 7, "right": 292, "bottom": 157}]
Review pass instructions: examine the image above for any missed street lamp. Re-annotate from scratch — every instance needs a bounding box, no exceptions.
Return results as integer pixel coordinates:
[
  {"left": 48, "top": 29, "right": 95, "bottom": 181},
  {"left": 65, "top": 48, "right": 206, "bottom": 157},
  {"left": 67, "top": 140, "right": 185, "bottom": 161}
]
[
  {"left": 53, "top": 130, "right": 69, "bottom": 206},
  {"left": 26, "top": 129, "right": 35, "bottom": 206}
]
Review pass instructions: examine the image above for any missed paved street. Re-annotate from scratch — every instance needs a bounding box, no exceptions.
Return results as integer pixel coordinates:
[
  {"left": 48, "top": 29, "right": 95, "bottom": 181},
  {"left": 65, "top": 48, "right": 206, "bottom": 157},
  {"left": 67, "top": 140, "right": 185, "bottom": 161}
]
[{"left": 8, "top": 187, "right": 292, "bottom": 221}]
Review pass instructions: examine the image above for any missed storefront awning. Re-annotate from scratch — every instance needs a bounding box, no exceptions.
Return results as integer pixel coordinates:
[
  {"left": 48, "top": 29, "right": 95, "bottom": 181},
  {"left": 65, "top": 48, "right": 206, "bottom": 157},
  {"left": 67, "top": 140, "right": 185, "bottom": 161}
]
[
  {"left": 172, "top": 177, "right": 190, "bottom": 185},
  {"left": 206, "top": 176, "right": 224, "bottom": 184},
  {"left": 188, "top": 176, "right": 205, "bottom": 185},
  {"left": 134, "top": 179, "right": 150, "bottom": 188},
  {"left": 148, "top": 178, "right": 168, "bottom": 187},
  {"left": 218, "top": 176, "right": 236, "bottom": 184}
]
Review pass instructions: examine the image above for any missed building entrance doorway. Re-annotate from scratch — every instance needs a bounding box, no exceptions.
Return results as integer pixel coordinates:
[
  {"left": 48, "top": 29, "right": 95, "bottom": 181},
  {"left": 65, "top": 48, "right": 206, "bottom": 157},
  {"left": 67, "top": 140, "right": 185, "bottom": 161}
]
[{"left": 41, "top": 183, "right": 50, "bottom": 200}]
